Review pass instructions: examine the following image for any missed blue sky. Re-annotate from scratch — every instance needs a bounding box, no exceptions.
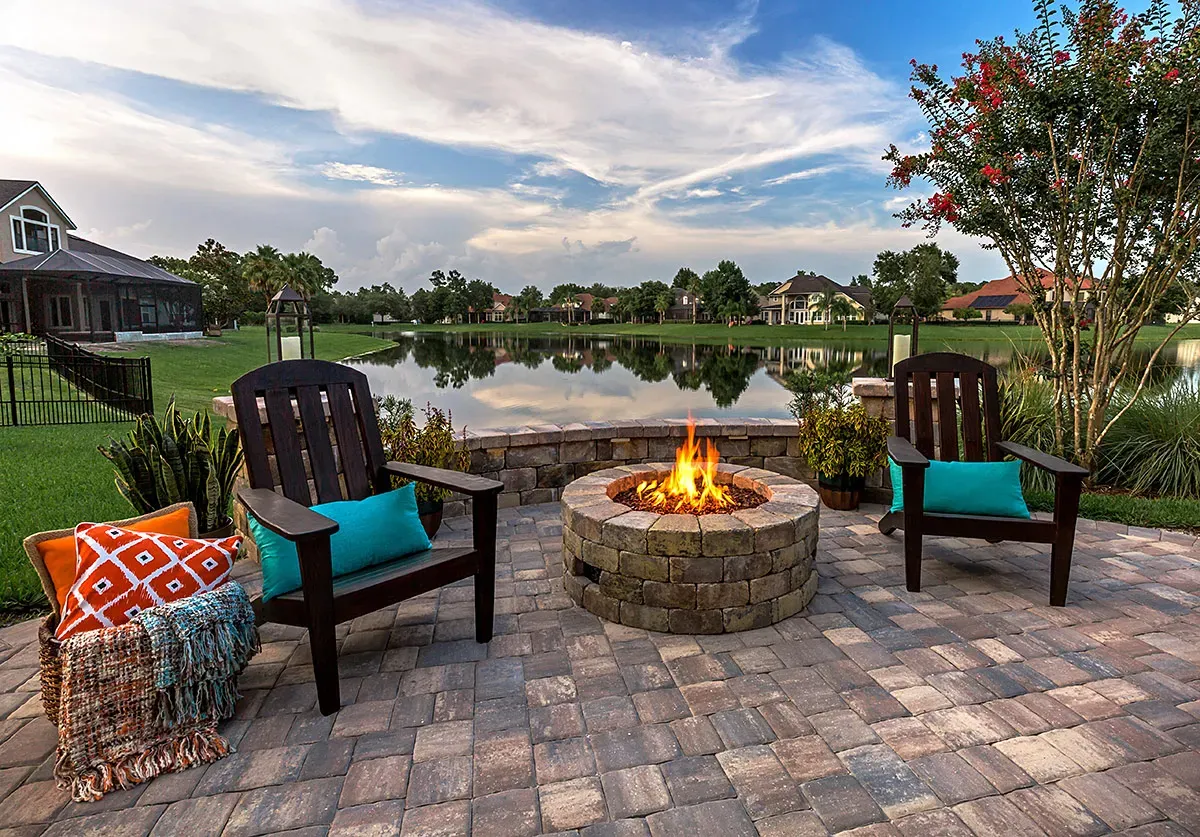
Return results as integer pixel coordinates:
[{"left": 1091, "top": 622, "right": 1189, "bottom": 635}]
[{"left": 0, "top": 0, "right": 1083, "bottom": 292}]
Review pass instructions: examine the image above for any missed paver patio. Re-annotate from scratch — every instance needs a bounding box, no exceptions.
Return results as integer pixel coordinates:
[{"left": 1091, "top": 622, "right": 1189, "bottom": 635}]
[{"left": 0, "top": 503, "right": 1198, "bottom": 835}]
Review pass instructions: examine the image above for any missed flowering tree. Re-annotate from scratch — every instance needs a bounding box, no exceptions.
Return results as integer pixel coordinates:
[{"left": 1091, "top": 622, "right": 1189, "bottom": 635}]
[{"left": 884, "top": 0, "right": 1200, "bottom": 471}]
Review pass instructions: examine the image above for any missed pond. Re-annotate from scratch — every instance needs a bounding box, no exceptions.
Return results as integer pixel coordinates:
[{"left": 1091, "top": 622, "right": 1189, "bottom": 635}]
[{"left": 344, "top": 330, "right": 1200, "bottom": 430}]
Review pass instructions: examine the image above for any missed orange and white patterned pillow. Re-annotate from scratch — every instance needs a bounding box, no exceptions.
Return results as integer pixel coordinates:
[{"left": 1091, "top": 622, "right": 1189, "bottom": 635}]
[{"left": 55, "top": 522, "right": 241, "bottom": 641}]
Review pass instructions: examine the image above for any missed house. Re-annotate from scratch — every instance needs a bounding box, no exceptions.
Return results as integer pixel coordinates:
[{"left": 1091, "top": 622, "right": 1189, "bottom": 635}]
[
  {"left": 663, "top": 287, "right": 707, "bottom": 322},
  {"left": 487, "top": 292, "right": 513, "bottom": 323},
  {"left": 529, "top": 293, "right": 618, "bottom": 323},
  {"left": 940, "top": 269, "right": 1093, "bottom": 322},
  {"left": 0, "top": 180, "right": 202, "bottom": 341},
  {"left": 759, "top": 273, "right": 872, "bottom": 325}
]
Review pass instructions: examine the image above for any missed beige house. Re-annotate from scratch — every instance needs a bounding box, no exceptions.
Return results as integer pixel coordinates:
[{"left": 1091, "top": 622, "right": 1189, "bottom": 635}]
[
  {"left": 760, "top": 273, "right": 872, "bottom": 325},
  {"left": 0, "top": 180, "right": 201, "bottom": 340}
]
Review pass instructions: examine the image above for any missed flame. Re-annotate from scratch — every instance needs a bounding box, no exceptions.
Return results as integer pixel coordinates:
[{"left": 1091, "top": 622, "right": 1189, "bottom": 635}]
[{"left": 635, "top": 417, "right": 734, "bottom": 514}]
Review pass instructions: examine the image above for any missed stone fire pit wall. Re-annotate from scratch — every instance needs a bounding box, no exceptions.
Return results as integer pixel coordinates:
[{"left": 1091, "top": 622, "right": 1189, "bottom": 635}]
[{"left": 561, "top": 464, "right": 819, "bottom": 634}]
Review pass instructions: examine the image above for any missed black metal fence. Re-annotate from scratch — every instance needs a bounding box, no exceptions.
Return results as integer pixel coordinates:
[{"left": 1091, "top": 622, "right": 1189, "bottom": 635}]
[{"left": 1, "top": 335, "right": 153, "bottom": 426}]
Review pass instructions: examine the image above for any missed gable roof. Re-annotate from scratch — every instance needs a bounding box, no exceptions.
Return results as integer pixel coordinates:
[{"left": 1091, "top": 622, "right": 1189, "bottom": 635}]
[
  {"left": 770, "top": 272, "right": 870, "bottom": 305},
  {"left": 0, "top": 180, "right": 77, "bottom": 229},
  {"left": 0, "top": 235, "right": 194, "bottom": 285}
]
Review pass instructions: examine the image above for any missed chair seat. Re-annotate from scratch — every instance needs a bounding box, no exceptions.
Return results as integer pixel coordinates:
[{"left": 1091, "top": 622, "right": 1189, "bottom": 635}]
[
  {"left": 885, "top": 509, "right": 1057, "bottom": 543},
  {"left": 264, "top": 545, "right": 477, "bottom": 625}
]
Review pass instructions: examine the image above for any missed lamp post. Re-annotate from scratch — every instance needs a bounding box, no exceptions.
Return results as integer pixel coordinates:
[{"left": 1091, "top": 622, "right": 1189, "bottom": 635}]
[
  {"left": 266, "top": 286, "right": 314, "bottom": 363},
  {"left": 885, "top": 295, "right": 920, "bottom": 380}
]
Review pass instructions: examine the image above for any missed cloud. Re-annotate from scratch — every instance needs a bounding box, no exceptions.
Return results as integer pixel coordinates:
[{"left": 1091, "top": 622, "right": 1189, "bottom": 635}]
[
  {"left": 319, "top": 163, "right": 404, "bottom": 186},
  {"left": 762, "top": 165, "right": 840, "bottom": 187}
]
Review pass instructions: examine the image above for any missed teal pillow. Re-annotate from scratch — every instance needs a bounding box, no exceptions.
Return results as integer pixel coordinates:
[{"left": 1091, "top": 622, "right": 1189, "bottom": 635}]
[
  {"left": 889, "top": 458, "right": 1030, "bottom": 519},
  {"left": 249, "top": 483, "right": 432, "bottom": 601}
]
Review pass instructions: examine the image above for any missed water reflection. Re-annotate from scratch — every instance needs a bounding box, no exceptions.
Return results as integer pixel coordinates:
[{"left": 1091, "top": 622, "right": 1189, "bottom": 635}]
[{"left": 344, "top": 331, "right": 1196, "bottom": 429}]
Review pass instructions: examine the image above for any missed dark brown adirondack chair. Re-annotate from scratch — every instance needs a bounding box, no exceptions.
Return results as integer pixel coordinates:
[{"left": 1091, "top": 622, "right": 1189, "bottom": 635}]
[
  {"left": 878, "top": 353, "right": 1088, "bottom": 606},
  {"left": 232, "top": 359, "right": 503, "bottom": 715}
]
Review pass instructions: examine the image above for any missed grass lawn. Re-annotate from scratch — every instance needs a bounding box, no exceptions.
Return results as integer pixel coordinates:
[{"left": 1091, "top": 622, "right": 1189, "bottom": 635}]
[
  {"left": 345, "top": 320, "right": 1200, "bottom": 347},
  {"left": 1025, "top": 490, "right": 1200, "bottom": 535},
  {"left": 0, "top": 328, "right": 393, "bottom": 617}
]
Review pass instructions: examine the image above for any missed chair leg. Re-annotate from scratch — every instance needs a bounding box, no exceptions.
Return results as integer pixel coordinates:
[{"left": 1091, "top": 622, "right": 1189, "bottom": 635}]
[
  {"left": 1050, "top": 474, "right": 1083, "bottom": 607},
  {"left": 473, "top": 492, "right": 498, "bottom": 643},
  {"left": 298, "top": 536, "right": 340, "bottom": 715},
  {"left": 309, "top": 621, "right": 340, "bottom": 716},
  {"left": 900, "top": 467, "right": 926, "bottom": 593},
  {"left": 878, "top": 510, "right": 902, "bottom": 536}
]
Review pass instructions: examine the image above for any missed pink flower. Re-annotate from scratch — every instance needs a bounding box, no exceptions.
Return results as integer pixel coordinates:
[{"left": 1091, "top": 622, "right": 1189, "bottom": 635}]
[
  {"left": 1165, "top": 68, "right": 1180, "bottom": 81},
  {"left": 1054, "top": 51, "right": 1071, "bottom": 65},
  {"left": 981, "top": 164, "right": 1008, "bottom": 185}
]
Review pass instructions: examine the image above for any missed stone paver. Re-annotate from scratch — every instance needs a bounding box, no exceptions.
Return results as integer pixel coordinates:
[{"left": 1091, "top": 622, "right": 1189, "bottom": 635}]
[{"left": 0, "top": 501, "right": 1197, "bottom": 834}]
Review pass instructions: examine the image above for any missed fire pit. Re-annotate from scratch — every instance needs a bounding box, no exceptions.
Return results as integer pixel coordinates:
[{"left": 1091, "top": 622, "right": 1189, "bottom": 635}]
[{"left": 561, "top": 421, "right": 819, "bottom": 633}]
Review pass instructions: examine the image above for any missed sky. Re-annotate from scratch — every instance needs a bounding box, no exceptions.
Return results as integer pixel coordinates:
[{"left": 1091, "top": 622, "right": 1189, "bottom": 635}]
[{"left": 0, "top": 0, "right": 1062, "bottom": 293}]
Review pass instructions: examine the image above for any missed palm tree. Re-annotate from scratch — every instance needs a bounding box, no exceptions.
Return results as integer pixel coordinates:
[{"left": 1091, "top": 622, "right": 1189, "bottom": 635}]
[
  {"left": 655, "top": 289, "right": 674, "bottom": 324},
  {"left": 281, "top": 252, "right": 325, "bottom": 300},
  {"left": 557, "top": 291, "right": 576, "bottom": 324},
  {"left": 815, "top": 287, "right": 839, "bottom": 330},
  {"left": 243, "top": 244, "right": 284, "bottom": 306},
  {"left": 831, "top": 296, "right": 856, "bottom": 331}
]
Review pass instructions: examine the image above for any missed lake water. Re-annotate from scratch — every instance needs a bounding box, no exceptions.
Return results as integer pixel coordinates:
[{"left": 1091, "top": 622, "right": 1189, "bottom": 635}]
[{"left": 344, "top": 330, "right": 1200, "bottom": 430}]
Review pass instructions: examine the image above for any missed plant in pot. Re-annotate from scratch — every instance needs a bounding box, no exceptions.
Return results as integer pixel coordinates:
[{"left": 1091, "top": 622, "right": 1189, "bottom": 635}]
[
  {"left": 378, "top": 397, "right": 470, "bottom": 538},
  {"left": 99, "top": 398, "right": 243, "bottom": 536},
  {"left": 789, "top": 370, "right": 888, "bottom": 510}
]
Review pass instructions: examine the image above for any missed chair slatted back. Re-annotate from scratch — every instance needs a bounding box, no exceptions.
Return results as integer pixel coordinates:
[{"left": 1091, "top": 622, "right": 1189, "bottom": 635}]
[
  {"left": 893, "top": 353, "right": 1002, "bottom": 462},
  {"left": 231, "top": 360, "right": 389, "bottom": 507}
]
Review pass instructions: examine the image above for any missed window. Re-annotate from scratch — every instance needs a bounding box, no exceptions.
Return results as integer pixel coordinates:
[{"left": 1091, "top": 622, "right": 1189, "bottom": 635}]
[
  {"left": 48, "top": 296, "right": 72, "bottom": 328},
  {"left": 10, "top": 207, "right": 61, "bottom": 255}
]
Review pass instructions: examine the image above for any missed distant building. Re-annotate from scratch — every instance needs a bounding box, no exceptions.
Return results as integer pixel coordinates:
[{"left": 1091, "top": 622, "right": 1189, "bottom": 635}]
[
  {"left": 759, "top": 273, "right": 872, "bottom": 326},
  {"left": 0, "top": 179, "right": 201, "bottom": 340},
  {"left": 664, "top": 287, "right": 707, "bottom": 322},
  {"left": 529, "top": 292, "right": 618, "bottom": 323},
  {"left": 940, "top": 269, "right": 1093, "bottom": 322}
]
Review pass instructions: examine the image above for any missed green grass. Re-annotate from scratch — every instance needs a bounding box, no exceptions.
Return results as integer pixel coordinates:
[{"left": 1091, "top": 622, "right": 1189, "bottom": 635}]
[
  {"left": 0, "top": 328, "right": 394, "bottom": 617},
  {"left": 1026, "top": 490, "right": 1200, "bottom": 534},
  {"left": 335, "top": 320, "right": 1200, "bottom": 348}
]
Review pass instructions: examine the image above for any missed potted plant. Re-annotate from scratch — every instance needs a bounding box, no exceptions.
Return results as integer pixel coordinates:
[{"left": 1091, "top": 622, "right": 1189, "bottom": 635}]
[
  {"left": 100, "top": 398, "right": 243, "bottom": 536},
  {"left": 789, "top": 370, "right": 888, "bottom": 510},
  {"left": 378, "top": 397, "right": 470, "bottom": 538}
]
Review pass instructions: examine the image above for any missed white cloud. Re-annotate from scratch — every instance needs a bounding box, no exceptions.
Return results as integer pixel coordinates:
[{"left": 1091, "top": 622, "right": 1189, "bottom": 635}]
[
  {"left": 762, "top": 165, "right": 840, "bottom": 187},
  {"left": 685, "top": 188, "right": 722, "bottom": 198},
  {"left": 319, "top": 163, "right": 404, "bottom": 186}
]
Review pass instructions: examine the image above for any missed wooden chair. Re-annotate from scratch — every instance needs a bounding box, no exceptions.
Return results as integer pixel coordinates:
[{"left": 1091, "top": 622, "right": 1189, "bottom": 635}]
[
  {"left": 232, "top": 359, "right": 503, "bottom": 715},
  {"left": 879, "top": 353, "right": 1088, "bottom": 606}
]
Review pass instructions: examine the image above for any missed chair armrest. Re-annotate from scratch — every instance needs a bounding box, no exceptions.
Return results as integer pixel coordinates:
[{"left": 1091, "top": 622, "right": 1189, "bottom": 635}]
[
  {"left": 996, "top": 441, "right": 1088, "bottom": 477},
  {"left": 382, "top": 462, "right": 503, "bottom": 497},
  {"left": 237, "top": 488, "right": 339, "bottom": 541},
  {"left": 887, "top": 436, "right": 930, "bottom": 469}
]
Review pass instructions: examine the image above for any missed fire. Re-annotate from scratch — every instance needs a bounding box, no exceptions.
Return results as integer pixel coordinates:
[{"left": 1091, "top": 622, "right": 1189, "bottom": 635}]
[{"left": 635, "top": 417, "right": 735, "bottom": 514}]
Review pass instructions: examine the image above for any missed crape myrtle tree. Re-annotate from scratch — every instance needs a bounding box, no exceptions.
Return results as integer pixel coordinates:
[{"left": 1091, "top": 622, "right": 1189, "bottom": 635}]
[{"left": 884, "top": 0, "right": 1200, "bottom": 470}]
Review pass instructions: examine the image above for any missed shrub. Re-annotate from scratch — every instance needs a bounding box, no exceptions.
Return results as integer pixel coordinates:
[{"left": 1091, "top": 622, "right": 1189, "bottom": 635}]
[
  {"left": 998, "top": 366, "right": 1063, "bottom": 493},
  {"left": 1099, "top": 381, "right": 1200, "bottom": 500},
  {"left": 377, "top": 397, "right": 469, "bottom": 505}
]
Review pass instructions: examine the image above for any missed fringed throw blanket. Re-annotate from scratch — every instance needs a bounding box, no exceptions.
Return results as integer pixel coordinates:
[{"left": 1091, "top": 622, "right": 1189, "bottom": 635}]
[{"left": 54, "top": 581, "right": 259, "bottom": 802}]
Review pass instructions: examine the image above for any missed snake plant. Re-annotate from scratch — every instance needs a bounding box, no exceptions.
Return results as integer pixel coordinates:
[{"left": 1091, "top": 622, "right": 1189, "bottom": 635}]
[{"left": 100, "top": 398, "right": 243, "bottom": 533}]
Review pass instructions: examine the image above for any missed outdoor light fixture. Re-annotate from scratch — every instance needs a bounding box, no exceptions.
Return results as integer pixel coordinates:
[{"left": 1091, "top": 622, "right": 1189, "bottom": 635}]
[
  {"left": 266, "top": 285, "right": 314, "bottom": 363},
  {"left": 886, "top": 295, "right": 920, "bottom": 380}
]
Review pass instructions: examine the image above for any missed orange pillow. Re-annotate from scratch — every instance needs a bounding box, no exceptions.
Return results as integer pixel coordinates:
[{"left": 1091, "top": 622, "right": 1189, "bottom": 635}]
[
  {"left": 35, "top": 506, "right": 194, "bottom": 614},
  {"left": 55, "top": 523, "right": 241, "bottom": 641}
]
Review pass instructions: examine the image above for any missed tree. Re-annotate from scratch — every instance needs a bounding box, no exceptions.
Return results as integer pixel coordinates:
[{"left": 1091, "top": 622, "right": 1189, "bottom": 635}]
[
  {"left": 831, "top": 296, "right": 856, "bottom": 331},
  {"left": 953, "top": 306, "right": 984, "bottom": 321},
  {"left": 700, "top": 260, "right": 758, "bottom": 325},
  {"left": 884, "top": 0, "right": 1200, "bottom": 470},
  {"left": 429, "top": 270, "right": 468, "bottom": 322},
  {"left": 1005, "top": 302, "right": 1036, "bottom": 323},
  {"left": 672, "top": 267, "right": 703, "bottom": 323},
  {"left": 649, "top": 282, "right": 675, "bottom": 324},
  {"left": 515, "top": 285, "right": 544, "bottom": 322},
  {"left": 464, "top": 279, "right": 495, "bottom": 324},
  {"left": 871, "top": 244, "right": 959, "bottom": 318},
  {"left": 814, "top": 287, "right": 839, "bottom": 330},
  {"left": 243, "top": 244, "right": 285, "bottom": 307}
]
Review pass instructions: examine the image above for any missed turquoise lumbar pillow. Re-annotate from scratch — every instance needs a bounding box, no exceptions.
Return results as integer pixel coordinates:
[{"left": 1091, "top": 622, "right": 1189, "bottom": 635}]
[
  {"left": 889, "top": 458, "right": 1030, "bottom": 519},
  {"left": 249, "top": 483, "right": 432, "bottom": 601}
]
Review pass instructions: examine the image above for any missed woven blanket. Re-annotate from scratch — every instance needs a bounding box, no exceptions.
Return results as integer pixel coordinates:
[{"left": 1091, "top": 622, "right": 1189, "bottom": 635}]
[{"left": 54, "top": 581, "right": 259, "bottom": 802}]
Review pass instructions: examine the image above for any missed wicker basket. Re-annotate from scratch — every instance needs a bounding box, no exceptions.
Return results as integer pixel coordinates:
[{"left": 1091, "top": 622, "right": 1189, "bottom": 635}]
[{"left": 38, "top": 615, "right": 61, "bottom": 727}]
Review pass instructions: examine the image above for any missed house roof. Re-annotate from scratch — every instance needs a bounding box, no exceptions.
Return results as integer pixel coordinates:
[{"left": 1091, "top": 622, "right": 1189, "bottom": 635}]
[
  {"left": 770, "top": 272, "right": 870, "bottom": 305},
  {"left": 0, "top": 180, "right": 78, "bottom": 229},
  {"left": 0, "top": 235, "right": 195, "bottom": 285},
  {"left": 942, "top": 269, "right": 1092, "bottom": 311}
]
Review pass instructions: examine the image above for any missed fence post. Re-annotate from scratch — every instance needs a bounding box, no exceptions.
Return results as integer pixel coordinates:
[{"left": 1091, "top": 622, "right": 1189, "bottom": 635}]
[
  {"left": 143, "top": 358, "right": 154, "bottom": 414},
  {"left": 6, "top": 355, "right": 17, "bottom": 427}
]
